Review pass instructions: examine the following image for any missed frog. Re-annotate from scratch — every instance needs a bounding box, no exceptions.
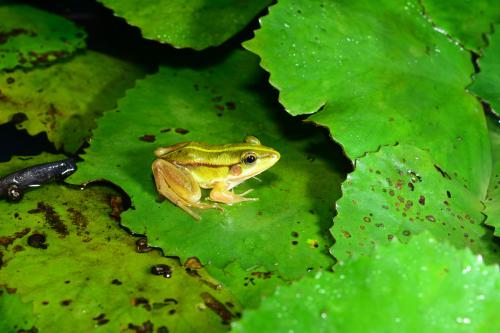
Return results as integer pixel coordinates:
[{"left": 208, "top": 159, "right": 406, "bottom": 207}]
[{"left": 152, "top": 136, "right": 280, "bottom": 220}]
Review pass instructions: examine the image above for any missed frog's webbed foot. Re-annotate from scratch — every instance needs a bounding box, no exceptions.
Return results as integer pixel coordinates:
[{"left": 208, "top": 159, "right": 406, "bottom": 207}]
[{"left": 209, "top": 183, "right": 258, "bottom": 205}]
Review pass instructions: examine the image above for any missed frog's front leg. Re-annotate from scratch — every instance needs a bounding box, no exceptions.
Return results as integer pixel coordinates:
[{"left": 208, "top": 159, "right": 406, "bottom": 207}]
[
  {"left": 209, "top": 182, "right": 258, "bottom": 205},
  {"left": 152, "top": 159, "right": 220, "bottom": 220}
]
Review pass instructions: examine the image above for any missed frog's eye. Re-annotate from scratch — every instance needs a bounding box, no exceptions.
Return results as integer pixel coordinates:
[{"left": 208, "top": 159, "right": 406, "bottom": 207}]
[
  {"left": 242, "top": 152, "right": 257, "bottom": 165},
  {"left": 244, "top": 136, "right": 261, "bottom": 145}
]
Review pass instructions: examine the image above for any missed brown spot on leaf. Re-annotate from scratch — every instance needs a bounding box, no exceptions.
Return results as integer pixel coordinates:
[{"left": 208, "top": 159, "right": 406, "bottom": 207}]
[
  {"left": 214, "top": 104, "right": 224, "bottom": 111},
  {"left": 201, "top": 292, "right": 234, "bottom": 324},
  {"left": 132, "top": 297, "right": 151, "bottom": 311},
  {"left": 111, "top": 279, "right": 122, "bottom": 285},
  {"left": 11, "top": 112, "right": 27, "bottom": 125},
  {"left": 425, "top": 215, "right": 436, "bottom": 222},
  {"left": 93, "top": 313, "right": 109, "bottom": 326},
  {"left": 109, "top": 195, "right": 125, "bottom": 221},
  {"left": 67, "top": 208, "right": 88, "bottom": 236},
  {"left": 342, "top": 230, "right": 351, "bottom": 238},
  {"left": 184, "top": 257, "right": 203, "bottom": 269},
  {"left": 226, "top": 101, "right": 236, "bottom": 110},
  {"left": 418, "top": 195, "right": 425, "bottom": 205},
  {"left": 434, "top": 165, "right": 452, "bottom": 179},
  {"left": 0, "top": 228, "right": 30, "bottom": 248},
  {"left": 160, "top": 128, "right": 171, "bottom": 133},
  {"left": 139, "top": 134, "right": 156, "bottom": 142},
  {"left": 175, "top": 128, "right": 189, "bottom": 135},
  {"left": 128, "top": 321, "right": 153, "bottom": 333},
  {"left": 29, "top": 202, "right": 68, "bottom": 237},
  {"left": 60, "top": 299, "right": 72, "bottom": 306}
]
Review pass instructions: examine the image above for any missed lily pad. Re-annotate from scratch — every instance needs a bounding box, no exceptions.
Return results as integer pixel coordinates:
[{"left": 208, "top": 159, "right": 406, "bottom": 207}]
[
  {"left": 98, "top": 0, "right": 272, "bottom": 50},
  {"left": 0, "top": 2, "right": 86, "bottom": 71},
  {"left": 330, "top": 144, "right": 499, "bottom": 264},
  {"left": 0, "top": 50, "right": 147, "bottom": 153},
  {"left": 421, "top": 0, "right": 500, "bottom": 52},
  {"left": 70, "top": 50, "right": 346, "bottom": 281},
  {"left": 484, "top": 116, "right": 500, "bottom": 235},
  {"left": 232, "top": 234, "right": 500, "bottom": 333},
  {"left": 0, "top": 154, "right": 241, "bottom": 332},
  {"left": 244, "top": 0, "right": 491, "bottom": 198},
  {"left": 470, "top": 25, "right": 500, "bottom": 116},
  {"left": 0, "top": 288, "right": 36, "bottom": 333}
]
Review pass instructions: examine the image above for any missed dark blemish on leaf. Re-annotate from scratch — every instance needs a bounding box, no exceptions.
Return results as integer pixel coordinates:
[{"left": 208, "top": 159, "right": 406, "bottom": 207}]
[
  {"left": 397, "top": 195, "right": 405, "bottom": 203},
  {"left": 402, "top": 230, "right": 411, "bottom": 236},
  {"left": 139, "top": 135, "right": 156, "bottom": 142},
  {"left": 226, "top": 101, "right": 236, "bottom": 110},
  {"left": 12, "top": 244, "right": 24, "bottom": 253},
  {"left": 291, "top": 231, "right": 299, "bottom": 238},
  {"left": 217, "top": 112, "right": 223, "bottom": 117},
  {"left": 169, "top": 309, "right": 176, "bottom": 315},
  {"left": 60, "top": 299, "right": 72, "bottom": 306},
  {"left": 425, "top": 215, "right": 436, "bottom": 222},
  {"left": 11, "top": 113, "right": 27, "bottom": 127},
  {"left": 184, "top": 257, "right": 203, "bottom": 269},
  {"left": 363, "top": 216, "right": 371, "bottom": 223},
  {"left": 42, "top": 301, "right": 49, "bottom": 305},
  {"left": 407, "top": 183, "right": 414, "bottom": 191},
  {"left": 388, "top": 234, "right": 394, "bottom": 240},
  {"left": 200, "top": 292, "right": 234, "bottom": 324},
  {"left": 160, "top": 128, "right": 171, "bottom": 133},
  {"left": 109, "top": 195, "right": 125, "bottom": 222},
  {"left": 193, "top": 84, "right": 199, "bottom": 91},
  {"left": 419, "top": 195, "right": 425, "bottom": 205},
  {"left": 388, "top": 190, "right": 395, "bottom": 196},
  {"left": 157, "top": 326, "right": 169, "bottom": 333},
  {"left": 360, "top": 225, "right": 366, "bottom": 230},
  {"left": 381, "top": 205, "right": 389, "bottom": 209},
  {"left": 6, "top": 77, "right": 14, "bottom": 84},
  {"left": 64, "top": 280, "right": 70, "bottom": 284},
  {"left": 464, "top": 233, "right": 469, "bottom": 238},
  {"left": 214, "top": 105, "right": 224, "bottom": 111},
  {"left": 446, "top": 190, "right": 452, "bottom": 198},
  {"left": 185, "top": 268, "right": 220, "bottom": 290},
  {"left": 0, "top": 228, "right": 30, "bottom": 248},
  {"left": 28, "top": 50, "right": 68, "bottom": 66},
  {"left": 67, "top": 208, "right": 88, "bottom": 236},
  {"left": 136, "top": 237, "right": 152, "bottom": 253},
  {"left": 29, "top": 202, "right": 68, "bottom": 237},
  {"left": 375, "top": 223, "right": 384, "bottom": 228},
  {"left": 395, "top": 180, "right": 403, "bottom": 190},
  {"left": 93, "top": 313, "right": 109, "bottom": 326},
  {"left": 132, "top": 297, "right": 151, "bottom": 311},
  {"left": 111, "top": 279, "right": 122, "bottom": 285},
  {"left": 443, "top": 200, "right": 449, "bottom": 206},
  {"left": 175, "top": 128, "right": 189, "bottom": 135},
  {"left": 128, "top": 320, "right": 153, "bottom": 333},
  {"left": 0, "top": 28, "right": 31, "bottom": 44},
  {"left": 151, "top": 264, "right": 172, "bottom": 278},
  {"left": 309, "top": 209, "right": 315, "bottom": 214},
  {"left": 251, "top": 271, "right": 272, "bottom": 279},
  {"left": 434, "top": 165, "right": 451, "bottom": 179},
  {"left": 342, "top": 230, "right": 351, "bottom": 238},
  {"left": 408, "top": 170, "right": 422, "bottom": 183},
  {"left": 291, "top": 240, "right": 298, "bottom": 245},
  {"left": 404, "top": 200, "right": 413, "bottom": 210}
]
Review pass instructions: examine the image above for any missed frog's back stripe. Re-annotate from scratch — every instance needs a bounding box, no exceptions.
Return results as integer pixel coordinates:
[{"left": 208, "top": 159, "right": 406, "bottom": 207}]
[{"left": 182, "top": 144, "right": 278, "bottom": 155}]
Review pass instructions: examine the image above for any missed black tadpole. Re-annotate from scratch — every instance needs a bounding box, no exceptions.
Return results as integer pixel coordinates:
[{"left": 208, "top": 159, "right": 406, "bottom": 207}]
[{"left": 0, "top": 158, "right": 77, "bottom": 202}]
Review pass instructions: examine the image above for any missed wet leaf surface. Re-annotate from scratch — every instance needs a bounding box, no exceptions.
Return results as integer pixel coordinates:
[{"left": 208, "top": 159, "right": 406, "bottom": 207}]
[
  {"left": 0, "top": 154, "right": 240, "bottom": 332},
  {"left": 484, "top": 116, "right": 500, "bottom": 236},
  {"left": 422, "top": 0, "right": 500, "bottom": 52},
  {"left": 69, "top": 50, "right": 346, "bottom": 283},
  {"left": 0, "top": 50, "right": 147, "bottom": 152},
  {"left": 98, "top": 0, "right": 272, "bottom": 49},
  {"left": 233, "top": 234, "right": 500, "bottom": 333},
  {"left": 244, "top": 0, "right": 491, "bottom": 198},
  {"left": 331, "top": 145, "right": 499, "bottom": 264},
  {"left": 0, "top": 2, "right": 86, "bottom": 71},
  {"left": 470, "top": 25, "right": 500, "bottom": 116}
]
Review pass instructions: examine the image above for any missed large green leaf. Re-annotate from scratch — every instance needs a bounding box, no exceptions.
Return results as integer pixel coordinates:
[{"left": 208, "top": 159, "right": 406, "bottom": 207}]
[
  {"left": 98, "top": 0, "right": 272, "bottom": 50},
  {"left": 484, "top": 116, "right": 500, "bottom": 235},
  {"left": 0, "top": 288, "right": 36, "bottom": 333},
  {"left": 470, "top": 25, "right": 500, "bottom": 116},
  {"left": 233, "top": 234, "right": 500, "bottom": 333},
  {"left": 331, "top": 145, "right": 499, "bottom": 263},
  {"left": 0, "top": 154, "right": 240, "bottom": 332},
  {"left": 0, "top": 50, "right": 147, "bottom": 153},
  {"left": 244, "top": 0, "right": 491, "bottom": 198},
  {"left": 70, "top": 50, "right": 345, "bottom": 283},
  {"left": 0, "top": 2, "right": 86, "bottom": 71},
  {"left": 421, "top": 0, "right": 500, "bottom": 52}
]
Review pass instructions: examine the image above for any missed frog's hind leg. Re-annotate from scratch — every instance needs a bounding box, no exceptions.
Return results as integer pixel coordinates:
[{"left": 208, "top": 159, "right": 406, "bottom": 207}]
[{"left": 152, "top": 159, "right": 219, "bottom": 220}]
